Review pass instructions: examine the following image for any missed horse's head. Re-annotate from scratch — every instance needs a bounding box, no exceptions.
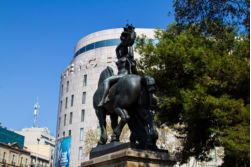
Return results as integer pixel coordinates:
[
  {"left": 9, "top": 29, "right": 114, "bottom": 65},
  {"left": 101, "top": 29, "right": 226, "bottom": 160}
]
[
  {"left": 98, "top": 66, "right": 114, "bottom": 87},
  {"left": 140, "top": 76, "right": 157, "bottom": 110},
  {"left": 142, "top": 76, "right": 157, "bottom": 93}
]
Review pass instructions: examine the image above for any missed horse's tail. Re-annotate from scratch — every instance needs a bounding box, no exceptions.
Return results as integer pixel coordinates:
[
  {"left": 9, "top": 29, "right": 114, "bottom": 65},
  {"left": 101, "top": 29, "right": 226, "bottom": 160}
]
[{"left": 93, "top": 66, "right": 114, "bottom": 109}]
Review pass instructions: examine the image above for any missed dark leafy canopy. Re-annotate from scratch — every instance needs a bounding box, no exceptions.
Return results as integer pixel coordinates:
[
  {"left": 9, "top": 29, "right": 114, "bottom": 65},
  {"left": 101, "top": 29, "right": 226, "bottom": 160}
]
[
  {"left": 174, "top": 0, "right": 250, "bottom": 36},
  {"left": 135, "top": 24, "right": 249, "bottom": 166}
]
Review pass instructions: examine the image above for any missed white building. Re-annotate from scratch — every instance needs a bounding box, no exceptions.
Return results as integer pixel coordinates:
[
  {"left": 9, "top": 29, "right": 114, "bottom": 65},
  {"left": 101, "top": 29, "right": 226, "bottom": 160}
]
[
  {"left": 17, "top": 127, "right": 55, "bottom": 167},
  {"left": 56, "top": 28, "right": 155, "bottom": 167}
]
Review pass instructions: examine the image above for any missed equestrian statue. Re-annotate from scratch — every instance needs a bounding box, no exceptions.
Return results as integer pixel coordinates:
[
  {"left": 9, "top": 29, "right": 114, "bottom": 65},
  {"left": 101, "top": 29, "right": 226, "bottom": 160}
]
[{"left": 93, "top": 24, "right": 158, "bottom": 149}]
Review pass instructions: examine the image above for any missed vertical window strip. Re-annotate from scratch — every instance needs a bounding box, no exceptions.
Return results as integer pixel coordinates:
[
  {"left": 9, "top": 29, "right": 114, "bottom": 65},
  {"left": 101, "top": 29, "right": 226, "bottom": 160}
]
[
  {"left": 79, "top": 147, "right": 83, "bottom": 160},
  {"left": 82, "top": 92, "right": 86, "bottom": 104},
  {"left": 80, "top": 128, "right": 84, "bottom": 141},
  {"left": 66, "top": 81, "right": 69, "bottom": 92},
  {"left": 71, "top": 95, "right": 74, "bottom": 106},
  {"left": 64, "top": 114, "right": 66, "bottom": 126},
  {"left": 83, "top": 75, "right": 87, "bottom": 86},
  {"left": 81, "top": 110, "right": 85, "bottom": 122},
  {"left": 69, "top": 112, "right": 72, "bottom": 124},
  {"left": 65, "top": 97, "right": 68, "bottom": 109}
]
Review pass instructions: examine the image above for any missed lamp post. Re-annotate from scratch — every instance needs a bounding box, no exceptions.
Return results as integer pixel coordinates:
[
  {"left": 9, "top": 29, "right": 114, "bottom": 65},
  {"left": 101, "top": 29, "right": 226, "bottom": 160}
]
[{"left": 35, "top": 138, "right": 40, "bottom": 167}]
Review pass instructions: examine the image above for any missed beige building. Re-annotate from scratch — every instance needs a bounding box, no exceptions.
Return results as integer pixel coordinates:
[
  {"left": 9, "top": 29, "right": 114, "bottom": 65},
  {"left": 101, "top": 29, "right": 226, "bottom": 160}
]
[
  {"left": 16, "top": 128, "right": 55, "bottom": 167},
  {"left": 0, "top": 142, "right": 31, "bottom": 167}
]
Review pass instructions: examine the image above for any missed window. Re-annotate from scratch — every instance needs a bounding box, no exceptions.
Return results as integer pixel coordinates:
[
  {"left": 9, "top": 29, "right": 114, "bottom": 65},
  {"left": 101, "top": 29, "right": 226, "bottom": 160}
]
[
  {"left": 86, "top": 43, "right": 94, "bottom": 52},
  {"left": 74, "top": 39, "right": 121, "bottom": 58},
  {"left": 68, "top": 130, "right": 71, "bottom": 136},
  {"left": 58, "top": 117, "right": 61, "bottom": 128},
  {"left": 25, "top": 158, "right": 28, "bottom": 167},
  {"left": 11, "top": 155, "right": 15, "bottom": 165},
  {"left": 2, "top": 152, "right": 6, "bottom": 161},
  {"left": 71, "top": 95, "right": 74, "bottom": 106},
  {"left": 63, "top": 131, "right": 65, "bottom": 137},
  {"left": 65, "top": 97, "right": 68, "bottom": 109},
  {"left": 60, "top": 101, "right": 62, "bottom": 112},
  {"left": 64, "top": 114, "right": 66, "bottom": 126},
  {"left": 61, "top": 84, "right": 63, "bottom": 95},
  {"left": 106, "top": 39, "right": 120, "bottom": 46},
  {"left": 80, "top": 128, "right": 84, "bottom": 141},
  {"left": 81, "top": 110, "right": 85, "bottom": 122},
  {"left": 20, "top": 157, "right": 23, "bottom": 166},
  {"left": 79, "top": 147, "right": 83, "bottom": 160},
  {"left": 95, "top": 40, "right": 105, "bottom": 48},
  {"left": 69, "top": 112, "right": 72, "bottom": 124},
  {"left": 66, "top": 81, "right": 69, "bottom": 92},
  {"left": 82, "top": 92, "right": 86, "bottom": 104},
  {"left": 83, "top": 75, "right": 87, "bottom": 86}
]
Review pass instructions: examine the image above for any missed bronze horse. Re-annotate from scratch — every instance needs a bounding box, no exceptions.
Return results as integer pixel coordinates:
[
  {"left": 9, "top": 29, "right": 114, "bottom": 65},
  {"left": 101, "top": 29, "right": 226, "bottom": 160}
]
[{"left": 93, "top": 66, "right": 158, "bottom": 148}]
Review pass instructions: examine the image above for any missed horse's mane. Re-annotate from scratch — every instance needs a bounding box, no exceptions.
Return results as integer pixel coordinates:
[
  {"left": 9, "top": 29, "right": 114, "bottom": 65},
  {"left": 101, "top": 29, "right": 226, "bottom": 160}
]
[{"left": 98, "top": 66, "right": 114, "bottom": 87}]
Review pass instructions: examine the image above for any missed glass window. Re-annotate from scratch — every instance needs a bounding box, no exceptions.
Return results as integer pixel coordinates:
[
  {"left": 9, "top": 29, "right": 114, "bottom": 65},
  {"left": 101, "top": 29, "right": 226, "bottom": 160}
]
[
  {"left": 61, "top": 84, "right": 63, "bottom": 95},
  {"left": 95, "top": 40, "right": 105, "bottom": 48},
  {"left": 11, "top": 155, "right": 15, "bottom": 165},
  {"left": 58, "top": 117, "right": 61, "bottom": 128},
  {"left": 65, "top": 97, "right": 68, "bottom": 109},
  {"left": 74, "top": 38, "right": 121, "bottom": 58},
  {"left": 81, "top": 110, "right": 85, "bottom": 122},
  {"left": 66, "top": 81, "right": 69, "bottom": 92},
  {"left": 20, "top": 157, "right": 23, "bottom": 166},
  {"left": 78, "top": 46, "right": 86, "bottom": 55},
  {"left": 71, "top": 95, "right": 74, "bottom": 106},
  {"left": 64, "top": 114, "right": 66, "bottom": 126},
  {"left": 106, "top": 39, "right": 120, "bottom": 46},
  {"left": 63, "top": 131, "right": 65, "bottom": 137},
  {"left": 80, "top": 128, "right": 84, "bottom": 141},
  {"left": 3, "top": 152, "right": 5, "bottom": 160},
  {"left": 69, "top": 112, "right": 72, "bottom": 124},
  {"left": 79, "top": 147, "right": 83, "bottom": 160},
  {"left": 60, "top": 101, "right": 62, "bottom": 112},
  {"left": 83, "top": 75, "right": 87, "bottom": 87},
  {"left": 25, "top": 158, "right": 28, "bottom": 167},
  {"left": 86, "top": 43, "right": 94, "bottom": 52},
  {"left": 82, "top": 92, "right": 86, "bottom": 104},
  {"left": 68, "top": 130, "right": 71, "bottom": 136}
]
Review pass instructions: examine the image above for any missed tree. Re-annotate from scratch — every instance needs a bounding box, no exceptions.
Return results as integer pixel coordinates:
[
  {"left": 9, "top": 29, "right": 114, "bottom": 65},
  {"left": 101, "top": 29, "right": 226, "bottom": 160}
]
[
  {"left": 173, "top": 0, "right": 250, "bottom": 36},
  {"left": 135, "top": 23, "right": 249, "bottom": 166}
]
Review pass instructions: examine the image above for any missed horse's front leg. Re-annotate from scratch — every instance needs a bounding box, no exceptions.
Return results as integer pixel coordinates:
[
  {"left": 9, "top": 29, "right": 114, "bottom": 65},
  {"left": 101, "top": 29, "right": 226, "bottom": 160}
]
[
  {"left": 140, "top": 109, "right": 158, "bottom": 145},
  {"left": 96, "top": 109, "right": 107, "bottom": 145},
  {"left": 111, "top": 107, "right": 129, "bottom": 142}
]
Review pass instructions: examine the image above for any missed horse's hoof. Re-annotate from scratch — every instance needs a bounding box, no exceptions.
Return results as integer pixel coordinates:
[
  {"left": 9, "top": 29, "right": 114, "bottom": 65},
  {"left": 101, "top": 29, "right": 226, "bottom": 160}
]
[
  {"left": 111, "top": 134, "right": 119, "bottom": 142},
  {"left": 98, "top": 141, "right": 104, "bottom": 145}
]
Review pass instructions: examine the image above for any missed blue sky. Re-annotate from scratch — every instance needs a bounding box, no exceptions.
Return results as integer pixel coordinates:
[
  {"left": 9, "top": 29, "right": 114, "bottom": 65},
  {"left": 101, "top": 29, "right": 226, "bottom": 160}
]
[{"left": 0, "top": 0, "right": 175, "bottom": 136}]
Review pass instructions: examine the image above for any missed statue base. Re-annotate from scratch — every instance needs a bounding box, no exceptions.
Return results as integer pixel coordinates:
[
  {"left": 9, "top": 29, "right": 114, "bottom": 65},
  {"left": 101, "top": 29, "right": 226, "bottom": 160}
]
[{"left": 81, "top": 142, "right": 176, "bottom": 167}]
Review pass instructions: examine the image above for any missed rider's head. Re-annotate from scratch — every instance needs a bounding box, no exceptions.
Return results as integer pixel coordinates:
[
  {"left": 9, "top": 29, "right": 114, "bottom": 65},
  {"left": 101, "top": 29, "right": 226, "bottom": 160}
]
[{"left": 121, "top": 24, "right": 136, "bottom": 47}]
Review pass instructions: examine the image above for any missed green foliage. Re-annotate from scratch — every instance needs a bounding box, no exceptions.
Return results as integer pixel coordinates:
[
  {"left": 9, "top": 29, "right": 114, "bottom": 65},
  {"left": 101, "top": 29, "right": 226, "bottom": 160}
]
[
  {"left": 135, "top": 24, "right": 249, "bottom": 166},
  {"left": 173, "top": 0, "right": 250, "bottom": 36}
]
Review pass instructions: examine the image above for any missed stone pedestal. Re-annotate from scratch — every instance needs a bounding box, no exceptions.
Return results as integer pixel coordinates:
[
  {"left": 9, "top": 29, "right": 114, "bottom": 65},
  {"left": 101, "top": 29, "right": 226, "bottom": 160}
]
[{"left": 81, "top": 142, "right": 176, "bottom": 167}]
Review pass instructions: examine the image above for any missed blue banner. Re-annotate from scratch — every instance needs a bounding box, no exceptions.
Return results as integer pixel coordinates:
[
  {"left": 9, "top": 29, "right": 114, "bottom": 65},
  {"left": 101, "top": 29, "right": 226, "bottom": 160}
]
[{"left": 55, "top": 137, "right": 71, "bottom": 167}]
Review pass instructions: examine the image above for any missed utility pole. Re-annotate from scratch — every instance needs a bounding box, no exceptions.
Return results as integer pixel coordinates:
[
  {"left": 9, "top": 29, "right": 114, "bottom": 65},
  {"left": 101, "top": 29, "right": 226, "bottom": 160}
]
[
  {"left": 33, "top": 98, "right": 39, "bottom": 128},
  {"left": 35, "top": 138, "right": 40, "bottom": 167}
]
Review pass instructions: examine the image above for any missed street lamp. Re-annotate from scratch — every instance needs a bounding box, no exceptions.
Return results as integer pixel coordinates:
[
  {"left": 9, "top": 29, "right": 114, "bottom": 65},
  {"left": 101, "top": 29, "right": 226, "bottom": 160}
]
[{"left": 35, "top": 138, "right": 40, "bottom": 167}]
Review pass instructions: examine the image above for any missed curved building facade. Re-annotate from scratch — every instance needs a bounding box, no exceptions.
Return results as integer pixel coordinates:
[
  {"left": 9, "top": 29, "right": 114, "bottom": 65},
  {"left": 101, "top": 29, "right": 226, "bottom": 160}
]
[{"left": 56, "top": 28, "right": 155, "bottom": 167}]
